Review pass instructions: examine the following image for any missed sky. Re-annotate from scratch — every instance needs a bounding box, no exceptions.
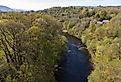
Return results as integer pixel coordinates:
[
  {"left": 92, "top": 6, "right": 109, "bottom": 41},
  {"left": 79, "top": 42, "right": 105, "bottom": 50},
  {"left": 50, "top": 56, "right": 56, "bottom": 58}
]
[{"left": 0, "top": 0, "right": 121, "bottom": 10}]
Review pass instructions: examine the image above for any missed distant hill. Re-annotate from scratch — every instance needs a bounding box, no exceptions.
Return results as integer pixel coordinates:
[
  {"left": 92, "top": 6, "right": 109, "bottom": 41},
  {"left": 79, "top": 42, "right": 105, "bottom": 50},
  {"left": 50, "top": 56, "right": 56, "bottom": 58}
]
[{"left": 0, "top": 5, "right": 13, "bottom": 12}]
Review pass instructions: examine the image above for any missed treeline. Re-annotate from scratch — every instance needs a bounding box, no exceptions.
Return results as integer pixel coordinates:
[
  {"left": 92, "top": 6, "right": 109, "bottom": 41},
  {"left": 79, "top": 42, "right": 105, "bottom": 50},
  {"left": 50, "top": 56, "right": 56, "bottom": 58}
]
[
  {"left": 37, "top": 6, "right": 121, "bottom": 82},
  {"left": 0, "top": 12, "right": 66, "bottom": 82}
]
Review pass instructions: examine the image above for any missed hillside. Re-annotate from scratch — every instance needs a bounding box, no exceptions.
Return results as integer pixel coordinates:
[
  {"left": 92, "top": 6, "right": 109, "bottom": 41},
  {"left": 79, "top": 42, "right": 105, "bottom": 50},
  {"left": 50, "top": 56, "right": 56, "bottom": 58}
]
[
  {"left": 38, "top": 6, "right": 121, "bottom": 82},
  {"left": 0, "top": 6, "right": 121, "bottom": 82},
  {"left": 0, "top": 5, "right": 13, "bottom": 12},
  {"left": 0, "top": 12, "right": 66, "bottom": 82}
]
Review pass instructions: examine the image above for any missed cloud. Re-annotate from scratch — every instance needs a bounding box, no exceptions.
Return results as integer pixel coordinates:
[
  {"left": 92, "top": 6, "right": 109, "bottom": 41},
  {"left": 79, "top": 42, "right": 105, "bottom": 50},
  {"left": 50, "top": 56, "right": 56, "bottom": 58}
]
[
  {"left": 0, "top": 0, "right": 121, "bottom": 10},
  {"left": 0, "top": 0, "right": 79, "bottom": 10}
]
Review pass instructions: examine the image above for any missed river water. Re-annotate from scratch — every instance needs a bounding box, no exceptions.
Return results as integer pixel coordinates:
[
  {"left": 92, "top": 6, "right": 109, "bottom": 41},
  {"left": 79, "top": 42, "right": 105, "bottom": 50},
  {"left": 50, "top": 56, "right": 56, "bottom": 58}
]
[{"left": 55, "top": 35, "right": 92, "bottom": 82}]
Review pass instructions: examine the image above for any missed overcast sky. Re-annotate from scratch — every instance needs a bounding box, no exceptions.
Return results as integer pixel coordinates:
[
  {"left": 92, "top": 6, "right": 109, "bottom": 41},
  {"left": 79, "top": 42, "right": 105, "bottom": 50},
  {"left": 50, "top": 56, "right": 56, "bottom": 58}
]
[{"left": 0, "top": 0, "right": 121, "bottom": 10}]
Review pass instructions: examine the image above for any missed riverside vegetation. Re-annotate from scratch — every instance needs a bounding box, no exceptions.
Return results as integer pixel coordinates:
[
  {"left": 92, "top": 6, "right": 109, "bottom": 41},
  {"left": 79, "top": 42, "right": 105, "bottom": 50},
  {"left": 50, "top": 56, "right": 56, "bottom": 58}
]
[
  {"left": 0, "top": 12, "right": 66, "bottom": 82},
  {"left": 39, "top": 6, "right": 121, "bottom": 82},
  {"left": 0, "top": 6, "right": 121, "bottom": 82}
]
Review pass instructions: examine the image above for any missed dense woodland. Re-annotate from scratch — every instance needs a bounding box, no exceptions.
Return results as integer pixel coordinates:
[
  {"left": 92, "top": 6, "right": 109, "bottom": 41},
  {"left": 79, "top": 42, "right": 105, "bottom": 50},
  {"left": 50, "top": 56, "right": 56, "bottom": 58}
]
[
  {"left": 39, "top": 6, "right": 121, "bottom": 82},
  {"left": 0, "top": 6, "right": 121, "bottom": 82},
  {"left": 0, "top": 12, "right": 66, "bottom": 82}
]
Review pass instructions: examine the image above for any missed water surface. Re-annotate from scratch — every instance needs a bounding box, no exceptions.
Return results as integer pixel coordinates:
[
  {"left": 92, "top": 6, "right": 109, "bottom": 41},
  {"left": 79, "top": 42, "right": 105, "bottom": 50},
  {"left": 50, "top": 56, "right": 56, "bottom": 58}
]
[{"left": 57, "top": 36, "right": 92, "bottom": 82}]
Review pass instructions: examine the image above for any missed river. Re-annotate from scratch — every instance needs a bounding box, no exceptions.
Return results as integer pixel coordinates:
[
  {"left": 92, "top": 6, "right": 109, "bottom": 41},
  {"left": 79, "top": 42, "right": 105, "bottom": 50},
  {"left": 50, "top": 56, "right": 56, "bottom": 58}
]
[{"left": 55, "top": 34, "right": 92, "bottom": 82}]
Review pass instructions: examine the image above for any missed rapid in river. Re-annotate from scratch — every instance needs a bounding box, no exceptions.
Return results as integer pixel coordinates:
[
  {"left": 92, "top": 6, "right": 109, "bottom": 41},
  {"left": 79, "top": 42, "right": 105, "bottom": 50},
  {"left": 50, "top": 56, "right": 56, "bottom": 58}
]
[{"left": 55, "top": 34, "right": 92, "bottom": 82}]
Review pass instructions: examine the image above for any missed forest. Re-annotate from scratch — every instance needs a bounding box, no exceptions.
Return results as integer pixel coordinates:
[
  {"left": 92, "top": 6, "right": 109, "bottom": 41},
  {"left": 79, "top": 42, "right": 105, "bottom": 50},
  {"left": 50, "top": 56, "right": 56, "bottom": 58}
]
[{"left": 0, "top": 6, "right": 121, "bottom": 82}]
